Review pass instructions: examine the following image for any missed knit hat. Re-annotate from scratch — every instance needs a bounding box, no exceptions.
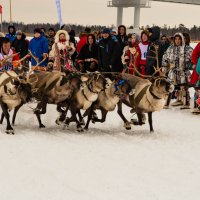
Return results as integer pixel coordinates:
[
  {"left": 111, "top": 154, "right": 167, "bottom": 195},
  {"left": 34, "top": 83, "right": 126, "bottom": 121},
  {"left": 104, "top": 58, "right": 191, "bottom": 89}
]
[
  {"left": 49, "top": 28, "right": 55, "bottom": 32},
  {"left": 16, "top": 30, "right": 22, "bottom": 35},
  {"left": 34, "top": 28, "right": 42, "bottom": 34},
  {"left": 102, "top": 28, "right": 111, "bottom": 34}
]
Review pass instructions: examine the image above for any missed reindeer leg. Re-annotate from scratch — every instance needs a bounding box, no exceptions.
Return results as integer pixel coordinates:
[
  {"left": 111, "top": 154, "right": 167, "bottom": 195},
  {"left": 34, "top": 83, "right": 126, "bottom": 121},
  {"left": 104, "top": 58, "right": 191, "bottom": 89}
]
[
  {"left": 70, "top": 108, "right": 83, "bottom": 132},
  {"left": 1, "top": 103, "right": 14, "bottom": 134},
  {"left": 0, "top": 112, "right": 5, "bottom": 124},
  {"left": 93, "top": 109, "right": 107, "bottom": 123},
  {"left": 56, "top": 103, "right": 69, "bottom": 125},
  {"left": 77, "top": 110, "right": 85, "bottom": 126},
  {"left": 137, "top": 113, "right": 143, "bottom": 126},
  {"left": 148, "top": 112, "right": 154, "bottom": 132},
  {"left": 12, "top": 103, "right": 23, "bottom": 125},
  {"left": 117, "top": 101, "right": 131, "bottom": 130},
  {"left": 34, "top": 101, "right": 47, "bottom": 128},
  {"left": 84, "top": 106, "right": 94, "bottom": 130}
]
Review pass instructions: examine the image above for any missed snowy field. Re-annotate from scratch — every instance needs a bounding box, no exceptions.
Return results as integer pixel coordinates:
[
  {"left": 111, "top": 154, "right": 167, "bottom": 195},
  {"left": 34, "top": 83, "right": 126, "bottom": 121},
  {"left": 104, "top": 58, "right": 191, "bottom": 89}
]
[{"left": 0, "top": 98, "right": 199, "bottom": 200}]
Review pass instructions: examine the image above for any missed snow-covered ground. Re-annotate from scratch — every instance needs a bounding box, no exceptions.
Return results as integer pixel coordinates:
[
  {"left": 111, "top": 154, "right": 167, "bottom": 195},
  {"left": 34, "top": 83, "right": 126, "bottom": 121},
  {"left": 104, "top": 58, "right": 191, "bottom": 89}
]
[{"left": 0, "top": 98, "right": 199, "bottom": 200}]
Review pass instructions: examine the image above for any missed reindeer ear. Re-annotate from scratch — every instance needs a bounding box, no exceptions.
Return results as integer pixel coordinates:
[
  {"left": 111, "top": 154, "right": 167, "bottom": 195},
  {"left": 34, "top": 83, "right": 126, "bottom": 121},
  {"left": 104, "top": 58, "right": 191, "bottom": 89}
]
[{"left": 81, "top": 75, "right": 89, "bottom": 82}]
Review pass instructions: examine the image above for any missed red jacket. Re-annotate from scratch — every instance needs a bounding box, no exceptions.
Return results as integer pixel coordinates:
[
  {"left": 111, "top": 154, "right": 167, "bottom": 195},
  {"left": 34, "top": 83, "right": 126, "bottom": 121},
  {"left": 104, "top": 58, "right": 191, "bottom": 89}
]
[
  {"left": 191, "top": 42, "right": 200, "bottom": 85},
  {"left": 77, "top": 36, "right": 87, "bottom": 54},
  {"left": 124, "top": 43, "right": 141, "bottom": 75}
]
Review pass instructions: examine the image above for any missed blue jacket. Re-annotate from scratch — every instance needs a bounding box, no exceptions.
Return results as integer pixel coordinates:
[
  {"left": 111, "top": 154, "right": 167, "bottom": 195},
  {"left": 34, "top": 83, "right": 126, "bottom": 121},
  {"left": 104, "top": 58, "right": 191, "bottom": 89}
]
[
  {"left": 29, "top": 36, "right": 48, "bottom": 67},
  {"left": 5, "top": 34, "right": 16, "bottom": 43}
]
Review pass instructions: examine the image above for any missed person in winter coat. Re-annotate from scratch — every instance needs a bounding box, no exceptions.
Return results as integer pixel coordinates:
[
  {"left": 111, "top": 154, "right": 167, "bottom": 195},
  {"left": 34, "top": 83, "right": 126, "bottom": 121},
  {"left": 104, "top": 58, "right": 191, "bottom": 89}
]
[
  {"left": 69, "top": 30, "right": 77, "bottom": 65},
  {"left": 29, "top": 28, "right": 48, "bottom": 69},
  {"left": 0, "top": 32, "right": 5, "bottom": 49},
  {"left": 191, "top": 41, "right": 200, "bottom": 114},
  {"left": 12, "top": 30, "right": 29, "bottom": 71},
  {"left": 161, "top": 35, "right": 170, "bottom": 52},
  {"left": 12, "top": 30, "right": 28, "bottom": 59},
  {"left": 117, "top": 25, "right": 128, "bottom": 49},
  {"left": 117, "top": 25, "right": 129, "bottom": 72},
  {"left": 138, "top": 30, "right": 149, "bottom": 75},
  {"left": 5, "top": 25, "right": 16, "bottom": 43},
  {"left": 146, "top": 26, "right": 165, "bottom": 75},
  {"left": 47, "top": 28, "right": 56, "bottom": 53},
  {"left": 77, "top": 27, "right": 91, "bottom": 54},
  {"left": 0, "top": 37, "right": 20, "bottom": 72},
  {"left": 77, "top": 34, "right": 98, "bottom": 72},
  {"left": 98, "top": 28, "right": 121, "bottom": 72},
  {"left": 48, "top": 30, "right": 75, "bottom": 72},
  {"left": 122, "top": 33, "right": 141, "bottom": 75},
  {"left": 162, "top": 32, "right": 193, "bottom": 109}
]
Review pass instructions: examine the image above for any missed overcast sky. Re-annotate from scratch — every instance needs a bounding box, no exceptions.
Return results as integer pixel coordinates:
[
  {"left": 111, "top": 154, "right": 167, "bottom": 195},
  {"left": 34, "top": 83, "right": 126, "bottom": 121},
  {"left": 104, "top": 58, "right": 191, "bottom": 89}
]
[{"left": 1, "top": 0, "right": 200, "bottom": 28}]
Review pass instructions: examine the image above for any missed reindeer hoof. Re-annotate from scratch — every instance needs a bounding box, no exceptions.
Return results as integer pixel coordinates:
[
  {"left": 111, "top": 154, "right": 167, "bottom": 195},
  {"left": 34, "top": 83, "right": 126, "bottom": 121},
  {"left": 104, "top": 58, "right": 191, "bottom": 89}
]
[
  {"left": 131, "top": 119, "right": 139, "bottom": 125},
  {"left": 80, "top": 119, "right": 85, "bottom": 126},
  {"left": 84, "top": 127, "right": 89, "bottom": 131},
  {"left": 6, "top": 129, "right": 15, "bottom": 135},
  {"left": 124, "top": 122, "right": 131, "bottom": 130},
  {"left": 55, "top": 118, "right": 64, "bottom": 126},
  {"left": 39, "top": 124, "right": 46, "bottom": 128},
  {"left": 77, "top": 127, "right": 84, "bottom": 132}
]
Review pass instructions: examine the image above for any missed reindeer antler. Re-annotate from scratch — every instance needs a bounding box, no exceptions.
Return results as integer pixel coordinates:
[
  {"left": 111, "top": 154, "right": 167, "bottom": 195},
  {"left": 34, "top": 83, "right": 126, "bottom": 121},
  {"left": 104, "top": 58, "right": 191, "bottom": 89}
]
[
  {"left": 0, "top": 53, "right": 19, "bottom": 65},
  {"left": 29, "top": 50, "right": 47, "bottom": 67}
]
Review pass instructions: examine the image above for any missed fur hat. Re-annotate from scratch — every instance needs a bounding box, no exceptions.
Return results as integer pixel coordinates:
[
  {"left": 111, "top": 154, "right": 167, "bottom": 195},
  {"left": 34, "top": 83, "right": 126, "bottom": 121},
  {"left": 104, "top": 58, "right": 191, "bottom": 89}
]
[
  {"left": 61, "top": 24, "right": 71, "bottom": 33},
  {"left": 55, "top": 30, "right": 70, "bottom": 43}
]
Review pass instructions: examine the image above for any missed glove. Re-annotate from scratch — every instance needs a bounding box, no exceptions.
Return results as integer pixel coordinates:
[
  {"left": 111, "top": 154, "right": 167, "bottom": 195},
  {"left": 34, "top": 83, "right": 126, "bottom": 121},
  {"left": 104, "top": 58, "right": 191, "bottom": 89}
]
[{"left": 48, "top": 62, "right": 54, "bottom": 69}]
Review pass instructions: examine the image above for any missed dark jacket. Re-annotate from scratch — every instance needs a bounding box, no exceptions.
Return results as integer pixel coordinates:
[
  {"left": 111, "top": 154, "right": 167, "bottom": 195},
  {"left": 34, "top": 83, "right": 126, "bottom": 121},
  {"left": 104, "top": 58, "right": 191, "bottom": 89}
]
[
  {"left": 146, "top": 26, "right": 165, "bottom": 75},
  {"left": 0, "top": 37, "right": 4, "bottom": 49},
  {"left": 47, "top": 35, "right": 55, "bottom": 52},
  {"left": 12, "top": 33, "right": 28, "bottom": 58},
  {"left": 78, "top": 43, "right": 98, "bottom": 71},
  {"left": 5, "top": 25, "right": 16, "bottom": 43},
  {"left": 98, "top": 36, "right": 121, "bottom": 72}
]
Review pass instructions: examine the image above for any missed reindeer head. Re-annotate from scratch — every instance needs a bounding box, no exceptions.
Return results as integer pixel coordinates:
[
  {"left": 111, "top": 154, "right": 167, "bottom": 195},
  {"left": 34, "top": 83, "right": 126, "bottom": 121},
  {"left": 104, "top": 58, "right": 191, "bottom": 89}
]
[
  {"left": 150, "top": 76, "right": 174, "bottom": 99},
  {"left": 81, "top": 72, "right": 108, "bottom": 93}
]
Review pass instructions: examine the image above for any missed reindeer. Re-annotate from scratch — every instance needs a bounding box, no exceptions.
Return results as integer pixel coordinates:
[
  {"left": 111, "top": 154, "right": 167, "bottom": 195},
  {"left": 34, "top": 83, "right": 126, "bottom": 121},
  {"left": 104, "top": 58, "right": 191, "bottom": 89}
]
[
  {"left": 32, "top": 71, "right": 84, "bottom": 128},
  {"left": 119, "top": 45, "right": 174, "bottom": 132},
  {"left": 63, "top": 72, "right": 109, "bottom": 132},
  {"left": 0, "top": 71, "right": 32, "bottom": 134},
  {"left": 82, "top": 75, "right": 133, "bottom": 130}
]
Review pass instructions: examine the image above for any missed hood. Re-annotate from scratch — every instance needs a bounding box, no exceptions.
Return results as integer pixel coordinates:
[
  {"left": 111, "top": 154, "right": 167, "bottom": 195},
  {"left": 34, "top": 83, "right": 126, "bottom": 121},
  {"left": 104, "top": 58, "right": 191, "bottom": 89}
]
[
  {"left": 173, "top": 32, "right": 185, "bottom": 47},
  {"left": 149, "top": 26, "right": 160, "bottom": 42},
  {"left": 8, "top": 25, "right": 16, "bottom": 35},
  {"left": 55, "top": 30, "right": 70, "bottom": 43},
  {"left": 118, "top": 25, "right": 127, "bottom": 36}
]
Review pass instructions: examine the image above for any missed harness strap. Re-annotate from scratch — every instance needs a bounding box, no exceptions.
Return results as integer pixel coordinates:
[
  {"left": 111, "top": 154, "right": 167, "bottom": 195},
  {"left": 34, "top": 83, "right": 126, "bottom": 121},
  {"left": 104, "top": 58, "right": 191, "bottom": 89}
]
[
  {"left": 134, "top": 85, "right": 149, "bottom": 106},
  {"left": 82, "top": 89, "right": 90, "bottom": 101}
]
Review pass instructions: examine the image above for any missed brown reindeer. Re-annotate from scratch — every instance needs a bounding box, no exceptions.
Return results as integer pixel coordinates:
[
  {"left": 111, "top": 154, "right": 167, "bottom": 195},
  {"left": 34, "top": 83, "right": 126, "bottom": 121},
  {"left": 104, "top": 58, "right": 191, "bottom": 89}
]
[
  {"left": 0, "top": 71, "right": 32, "bottom": 134},
  {"left": 83, "top": 75, "right": 133, "bottom": 130},
  {"left": 64, "top": 72, "right": 109, "bottom": 132}
]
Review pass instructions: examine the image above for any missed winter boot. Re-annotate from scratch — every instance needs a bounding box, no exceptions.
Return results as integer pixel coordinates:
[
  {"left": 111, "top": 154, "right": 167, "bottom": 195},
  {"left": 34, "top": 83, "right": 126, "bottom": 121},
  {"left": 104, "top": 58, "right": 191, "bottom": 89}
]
[
  {"left": 180, "top": 88, "right": 190, "bottom": 110},
  {"left": 171, "top": 90, "right": 183, "bottom": 106}
]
